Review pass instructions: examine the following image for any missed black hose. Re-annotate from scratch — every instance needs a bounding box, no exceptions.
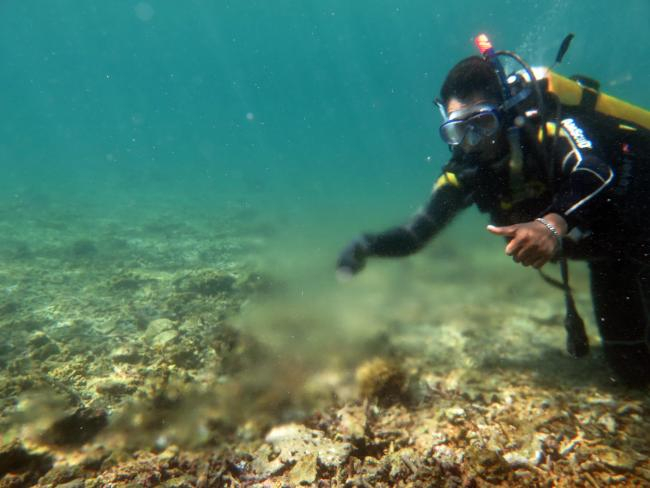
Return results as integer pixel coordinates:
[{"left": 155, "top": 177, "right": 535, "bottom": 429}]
[
  {"left": 495, "top": 50, "right": 545, "bottom": 118},
  {"left": 559, "top": 248, "right": 590, "bottom": 358}
]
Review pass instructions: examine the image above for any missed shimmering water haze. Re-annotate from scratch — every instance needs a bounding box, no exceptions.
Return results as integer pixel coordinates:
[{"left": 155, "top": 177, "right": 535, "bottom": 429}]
[{"left": 2, "top": 1, "right": 648, "bottom": 250}]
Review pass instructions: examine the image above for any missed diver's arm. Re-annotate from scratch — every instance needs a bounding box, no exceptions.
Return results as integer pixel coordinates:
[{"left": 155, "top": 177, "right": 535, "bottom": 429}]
[
  {"left": 337, "top": 171, "right": 469, "bottom": 275},
  {"left": 365, "top": 178, "right": 469, "bottom": 257}
]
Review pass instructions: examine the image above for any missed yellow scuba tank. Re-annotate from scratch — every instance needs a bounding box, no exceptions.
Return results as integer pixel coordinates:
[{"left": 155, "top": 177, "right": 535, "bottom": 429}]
[{"left": 531, "top": 67, "right": 650, "bottom": 131}]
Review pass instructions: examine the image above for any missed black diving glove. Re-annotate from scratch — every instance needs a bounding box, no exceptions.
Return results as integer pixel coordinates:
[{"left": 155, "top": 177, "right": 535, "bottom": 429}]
[{"left": 336, "top": 235, "right": 373, "bottom": 276}]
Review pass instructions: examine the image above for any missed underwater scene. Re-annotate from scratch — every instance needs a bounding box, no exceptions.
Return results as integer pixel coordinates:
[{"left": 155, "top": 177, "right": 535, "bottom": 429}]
[{"left": 1, "top": 0, "right": 650, "bottom": 486}]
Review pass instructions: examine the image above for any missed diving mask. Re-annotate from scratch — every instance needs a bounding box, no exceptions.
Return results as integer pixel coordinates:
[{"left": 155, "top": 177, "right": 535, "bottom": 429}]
[{"left": 439, "top": 104, "right": 501, "bottom": 146}]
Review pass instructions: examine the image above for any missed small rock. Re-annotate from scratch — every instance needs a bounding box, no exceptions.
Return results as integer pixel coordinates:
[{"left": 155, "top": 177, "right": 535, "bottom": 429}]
[
  {"left": 597, "top": 447, "right": 646, "bottom": 472},
  {"left": 264, "top": 423, "right": 352, "bottom": 469},
  {"left": 465, "top": 446, "right": 510, "bottom": 483},
  {"left": 289, "top": 453, "right": 317, "bottom": 485},
  {"left": 28, "top": 331, "right": 51, "bottom": 348},
  {"left": 30, "top": 342, "right": 61, "bottom": 360},
  {"left": 250, "top": 444, "right": 285, "bottom": 478},
  {"left": 146, "top": 318, "right": 175, "bottom": 336},
  {"left": 513, "top": 469, "right": 533, "bottom": 481},
  {"left": 162, "top": 475, "right": 198, "bottom": 487},
  {"left": 336, "top": 405, "right": 367, "bottom": 442},
  {"left": 616, "top": 403, "right": 643, "bottom": 416},
  {"left": 444, "top": 407, "right": 466, "bottom": 423},
  {"left": 159, "top": 445, "right": 180, "bottom": 463},
  {"left": 169, "top": 347, "right": 201, "bottom": 368},
  {"left": 598, "top": 413, "right": 617, "bottom": 434},
  {"left": 430, "top": 444, "right": 463, "bottom": 467},
  {"left": 174, "top": 270, "right": 236, "bottom": 296},
  {"left": 145, "top": 318, "right": 179, "bottom": 346},
  {"left": 382, "top": 448, "right": 416, "bottom": 481},
  {"left": 110, "top": 345, "right": 141, "bottom": 364},
  {"left": 152, "top": 329, "right": 179, "bottom": 346},
  {"left": 37, "top": 464, "right": 82, "bottom": 486},
  {"left": 586, "top": 395, "right": 617, "bottom": 407},
  {"left": 503, "top": 452, "right": 530, "bottom": 468},
  {"left": 95, "top": 380, "right": 136, "bottom": 397}
]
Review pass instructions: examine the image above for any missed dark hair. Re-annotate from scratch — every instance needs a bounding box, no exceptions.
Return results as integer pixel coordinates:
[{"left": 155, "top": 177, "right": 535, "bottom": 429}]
[{"left": 440, "top": 56, "right": 503, "bottom": 105}]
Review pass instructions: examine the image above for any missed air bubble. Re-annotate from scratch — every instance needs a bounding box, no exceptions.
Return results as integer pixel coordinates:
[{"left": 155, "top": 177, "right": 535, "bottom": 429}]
[{"left": 134, "top": 2, "right": 155, "bottom": 22}]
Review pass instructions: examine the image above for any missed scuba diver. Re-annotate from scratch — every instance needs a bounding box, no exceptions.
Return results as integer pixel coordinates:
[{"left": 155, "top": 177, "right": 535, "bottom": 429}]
[{"left": 336, "top": 34, "right": 650, "bottom": 386}]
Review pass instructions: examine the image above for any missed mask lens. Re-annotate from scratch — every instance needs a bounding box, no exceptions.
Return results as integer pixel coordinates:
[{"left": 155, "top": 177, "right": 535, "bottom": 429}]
[
  {"left": 465, "top": 128, "right": 482, "bottom": 146},
  {"left": 439, "top": 109, "right": 499, "bottom": 146},
  {"left": 439, "top": 120, "right": 468, "bottom": 145},
  {"left": 468, "top": 111, "right": 499, "bottom": 137}
]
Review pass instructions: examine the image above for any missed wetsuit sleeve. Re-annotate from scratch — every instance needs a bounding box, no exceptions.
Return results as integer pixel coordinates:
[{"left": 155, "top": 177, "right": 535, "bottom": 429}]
[
  {"left": 544, "top": 118, "right": 615, "bottom": 229},
  {"left": 364, "top": 173, "right": 470, "bottom": 257}
]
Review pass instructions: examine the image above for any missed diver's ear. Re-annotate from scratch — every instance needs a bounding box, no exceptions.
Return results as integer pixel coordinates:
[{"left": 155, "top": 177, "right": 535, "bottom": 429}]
[{"left": 434, "top": 97, "right": 448, "bottom": 121}]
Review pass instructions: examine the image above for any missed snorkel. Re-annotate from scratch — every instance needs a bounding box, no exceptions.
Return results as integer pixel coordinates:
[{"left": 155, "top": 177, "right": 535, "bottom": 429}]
[
  {"left": 474, "top": 33, "right": 543, "bottom": 117},
  {"left": 474, "top": 34, "right": 510, "bottom": 100}
]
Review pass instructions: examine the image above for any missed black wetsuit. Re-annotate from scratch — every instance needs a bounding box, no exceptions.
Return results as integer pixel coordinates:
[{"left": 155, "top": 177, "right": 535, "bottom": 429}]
[{"left": 362, "top": 109, "right": 650, "bottom": 384}]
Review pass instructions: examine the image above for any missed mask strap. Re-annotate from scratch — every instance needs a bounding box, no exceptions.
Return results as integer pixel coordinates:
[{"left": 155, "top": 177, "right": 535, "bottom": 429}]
[{"left": 434, "top": 98, "right": 448, "bottom": 121}]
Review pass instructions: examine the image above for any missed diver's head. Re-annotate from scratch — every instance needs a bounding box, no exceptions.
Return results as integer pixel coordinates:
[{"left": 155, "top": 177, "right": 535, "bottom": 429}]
[{"left": 438, "top": 56, "right": 506, "bottom": 160}]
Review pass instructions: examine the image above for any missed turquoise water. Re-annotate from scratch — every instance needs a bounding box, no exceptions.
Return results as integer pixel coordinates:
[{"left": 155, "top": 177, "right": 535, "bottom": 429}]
[
  {"left": 2, "top": 1, "right": 648, "bottom": 246},
  {"left": 1, "top": 0, "right": 650, "bottom": 466}
]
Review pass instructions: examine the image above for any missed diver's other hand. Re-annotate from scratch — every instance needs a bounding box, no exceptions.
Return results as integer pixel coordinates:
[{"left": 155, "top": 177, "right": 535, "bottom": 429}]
[
  {"left": 486, "top": 214, "right": 567, "bottom": 268},
  {"left": 336, "top": 235, "right": 371, "bottom": 277}
]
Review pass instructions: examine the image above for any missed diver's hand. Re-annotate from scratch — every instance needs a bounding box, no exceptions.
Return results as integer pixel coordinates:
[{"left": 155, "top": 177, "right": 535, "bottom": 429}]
[
  {"left": 486, "top": 213, "right": 567, "bottom": 268},
  {"left": 336, "top": 235, "right": 371, "bottom": 278}
]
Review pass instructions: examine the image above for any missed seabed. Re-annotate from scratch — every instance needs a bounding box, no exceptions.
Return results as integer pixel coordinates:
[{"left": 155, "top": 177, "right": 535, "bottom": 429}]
[{"left": 0, "top": 202, "right": 649, "bottom": 487}]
